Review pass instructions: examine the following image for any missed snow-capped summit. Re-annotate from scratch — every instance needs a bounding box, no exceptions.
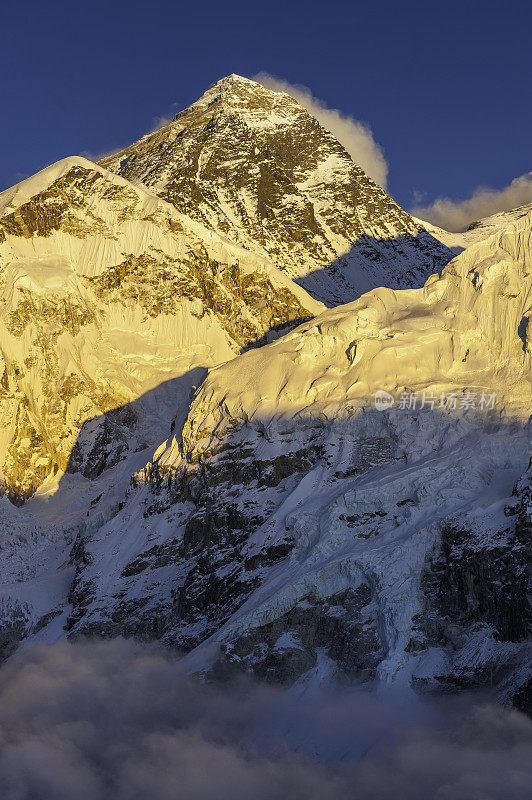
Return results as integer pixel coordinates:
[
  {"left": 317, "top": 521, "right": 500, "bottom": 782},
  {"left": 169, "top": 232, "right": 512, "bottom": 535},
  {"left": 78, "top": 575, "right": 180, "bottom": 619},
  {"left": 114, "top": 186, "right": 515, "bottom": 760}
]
[
  {"left": 176, "top": 73, "right": 303, "bottom": 118},
  {"left": 101, "top": 75, "right": 453, "bottom": 305}
]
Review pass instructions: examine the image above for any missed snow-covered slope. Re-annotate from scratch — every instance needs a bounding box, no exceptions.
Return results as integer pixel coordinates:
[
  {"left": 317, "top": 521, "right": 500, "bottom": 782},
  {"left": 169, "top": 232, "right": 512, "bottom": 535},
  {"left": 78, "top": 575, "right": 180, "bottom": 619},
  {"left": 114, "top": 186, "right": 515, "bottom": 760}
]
[
  {"left": 0, "top": 156, "right": 321, "bottom": 500},
  {"left": 52, "top": 210, "right": 531, "bottom": 704},
  {"left": 414, "top": 200, "right": 532, "bottom": 252},
  {"left": 102, "top": 75, "right": 453, "bottom": 306},
  {"left": 463, "top": 201, "right": 532, "bottom": 242}
]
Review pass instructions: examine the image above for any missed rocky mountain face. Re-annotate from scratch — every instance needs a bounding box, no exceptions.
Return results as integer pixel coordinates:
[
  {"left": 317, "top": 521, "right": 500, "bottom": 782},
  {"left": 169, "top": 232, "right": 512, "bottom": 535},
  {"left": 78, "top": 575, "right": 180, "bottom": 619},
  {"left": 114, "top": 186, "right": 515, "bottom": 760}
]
[
  {"left": 61, "top": 210, "right": 531, "bottom": 704},
  {"left": 0, "top": 156, "right": 321, "bottom": 501},
  {"left": 101, "top": 75, "right": 453, "bottom": 306},
  {"left": 0, "top": 77, "right": 529, "bottom": 712}
]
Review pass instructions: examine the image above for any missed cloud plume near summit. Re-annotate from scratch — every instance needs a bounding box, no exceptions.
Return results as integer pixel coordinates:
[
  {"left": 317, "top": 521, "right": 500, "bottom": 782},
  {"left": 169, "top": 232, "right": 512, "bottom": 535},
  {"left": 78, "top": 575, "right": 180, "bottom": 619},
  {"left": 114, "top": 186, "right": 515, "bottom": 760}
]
[
  {"left": 254, "top": 73, "right": 389, "bottom": 189},
  {"left": 413, "top": 171, "right": 532, "bottom": 231},
  {"left": 0, "top": 639, "right": 530, "bottom": 800}
]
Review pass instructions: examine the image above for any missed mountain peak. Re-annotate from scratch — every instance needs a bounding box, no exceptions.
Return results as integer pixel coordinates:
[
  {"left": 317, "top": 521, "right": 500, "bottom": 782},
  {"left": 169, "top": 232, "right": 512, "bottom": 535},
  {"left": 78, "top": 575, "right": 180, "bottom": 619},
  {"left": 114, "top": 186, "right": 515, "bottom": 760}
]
[
  {"left": 171, "top": 73, "right": 301, "bottom": 125},
  {"left": 214, "top": 73, "right": 261, "bottom": 88},
  {"left": 199, "top": 73, "right": 284, "bottom": 97},
  {"left": 100, "top": 77, "right": 453, "bottom": 306}
]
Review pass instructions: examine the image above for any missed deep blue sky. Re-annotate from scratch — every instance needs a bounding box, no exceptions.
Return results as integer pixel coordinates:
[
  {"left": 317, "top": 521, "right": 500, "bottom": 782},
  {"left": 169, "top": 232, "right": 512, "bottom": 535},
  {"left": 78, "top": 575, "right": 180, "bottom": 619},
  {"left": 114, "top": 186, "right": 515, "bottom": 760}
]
[{"left": 1, "top": 0, "right": 530, "bottom": 210}]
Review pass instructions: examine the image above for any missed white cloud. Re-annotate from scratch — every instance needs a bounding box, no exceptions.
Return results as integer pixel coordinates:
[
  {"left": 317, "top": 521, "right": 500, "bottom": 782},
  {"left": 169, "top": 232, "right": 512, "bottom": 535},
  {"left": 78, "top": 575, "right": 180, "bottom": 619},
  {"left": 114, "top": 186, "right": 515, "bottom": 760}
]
[
  {"left": 254, "top": 73, "right": 389, "bottom": 189},
  {"left": 412, "top": 172, "right": 532, "bottom": 232},
  {"left": 0, "top": 640, "right": 530, "bottom": 800},
  {"left": 145, "top": 102, "right": 179, "bottom": 134},
  {"left": 79, "top": 146, "right": 123, "bottom": 163}
]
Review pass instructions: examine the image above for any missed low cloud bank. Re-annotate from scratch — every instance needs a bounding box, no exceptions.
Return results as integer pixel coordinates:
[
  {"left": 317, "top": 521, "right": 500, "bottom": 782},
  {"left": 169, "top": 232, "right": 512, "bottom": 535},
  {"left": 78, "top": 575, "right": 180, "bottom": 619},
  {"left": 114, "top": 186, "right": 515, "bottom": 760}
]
[
  {"left": 254, "top": 73, "right": 388, "bottom": 189},
  {"left": 413, "top": 172, "right": 532, "bottom": 232},
  {"left": 0, "top": 640, "right": 530, "bottom": 799}
]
